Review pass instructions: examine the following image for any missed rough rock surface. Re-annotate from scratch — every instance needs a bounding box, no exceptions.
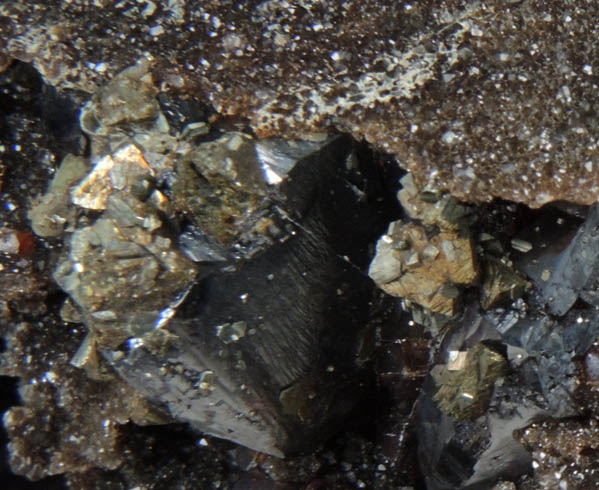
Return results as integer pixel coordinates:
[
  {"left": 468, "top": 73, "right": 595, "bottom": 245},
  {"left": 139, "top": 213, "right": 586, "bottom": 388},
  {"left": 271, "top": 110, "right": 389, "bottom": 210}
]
[
  {"left": 5, "top": 1, "right": 599, "bottom": 207},
  {"left": 0, "top": 59, "right": 410, "bottom": 490},
  {"left": 9, "top": 2, "right": 599, "bottom": 490},
  {"left": 519, "top": 419, "right": 599, "bottom": 490},
  {"left": 1, "top": 321, "right": 168, "bottom": 481}
]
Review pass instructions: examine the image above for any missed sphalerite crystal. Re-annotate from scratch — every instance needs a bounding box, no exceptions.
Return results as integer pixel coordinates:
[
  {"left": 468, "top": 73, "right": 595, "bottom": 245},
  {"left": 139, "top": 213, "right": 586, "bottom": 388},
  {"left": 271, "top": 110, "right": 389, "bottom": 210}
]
[
  {"left": 24, "top": 63, "right": 391, "bottom": 458},
  {"left": 9, "top": 3, "right": 599, "bottom": 488},
  {"left": 408, "top": 202, "right": 599, "bottom": 489}
]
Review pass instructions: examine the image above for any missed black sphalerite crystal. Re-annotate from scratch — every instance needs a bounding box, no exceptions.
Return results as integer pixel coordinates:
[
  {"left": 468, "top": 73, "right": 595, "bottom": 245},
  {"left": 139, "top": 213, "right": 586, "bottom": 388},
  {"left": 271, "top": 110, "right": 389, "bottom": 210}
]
[{"left": 104, "top": 136, "right": 386, "bottom": 456}]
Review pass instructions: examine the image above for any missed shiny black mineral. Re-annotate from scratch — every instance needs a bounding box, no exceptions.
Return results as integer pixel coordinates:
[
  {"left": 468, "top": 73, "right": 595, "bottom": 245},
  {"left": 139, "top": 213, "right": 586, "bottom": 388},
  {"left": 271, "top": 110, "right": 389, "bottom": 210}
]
[{"left": 8, "top": 2, "right": 599, "bottom": 490}]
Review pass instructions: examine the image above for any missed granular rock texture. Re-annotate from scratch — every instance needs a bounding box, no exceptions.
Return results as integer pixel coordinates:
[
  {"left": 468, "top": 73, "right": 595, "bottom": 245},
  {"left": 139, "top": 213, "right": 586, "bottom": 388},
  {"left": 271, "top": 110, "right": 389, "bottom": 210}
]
[
  {"left": 1, "top": 320, "right": 166, "bottom": 481},
  {"left": 10, "top": 2, "right": 599, "bottom": 490},
  {"left": 519, "top": 419, "right": 599, "bottom": 490},
  {"left": 4, "top": 1, "right": 599, "bottom": 206}
]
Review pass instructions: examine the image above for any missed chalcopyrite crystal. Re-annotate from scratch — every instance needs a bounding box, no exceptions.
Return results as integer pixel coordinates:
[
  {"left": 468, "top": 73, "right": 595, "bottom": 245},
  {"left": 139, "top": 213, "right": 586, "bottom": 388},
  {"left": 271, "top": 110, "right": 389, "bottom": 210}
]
[
  {"left": 411, "top": 204, "right": 599, "bottom": 489},
  {"left": 28, "top": 64, "right": 387, "bottom": 457},
  {"left": 369, "top": 174, "right": 478, "bottom": 316}
]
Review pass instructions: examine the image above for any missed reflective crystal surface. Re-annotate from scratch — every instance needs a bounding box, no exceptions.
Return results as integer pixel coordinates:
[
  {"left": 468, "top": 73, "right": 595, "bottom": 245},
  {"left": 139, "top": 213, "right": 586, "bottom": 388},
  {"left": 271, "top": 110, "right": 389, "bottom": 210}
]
[
  {"left": 8, "top": 3, "right": 599, "bottom": 488},
  {"left": 18, "top": 64, "right": 391, "bottom": 459}
]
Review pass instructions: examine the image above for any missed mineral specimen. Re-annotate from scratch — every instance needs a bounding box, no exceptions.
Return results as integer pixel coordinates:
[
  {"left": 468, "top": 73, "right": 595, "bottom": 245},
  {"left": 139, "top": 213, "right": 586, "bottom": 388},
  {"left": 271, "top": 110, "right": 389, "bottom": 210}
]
[
  {"left": 6, "top": 2, "right": 599, "bottom": 207},
  {"left": 397, "top": 174, "right": 469, "bottom": 230},
  {"left": 417, "top": 312, "right": 536, "bottom": 490},
  {"left": 519, "top": 419, "right": 599, "bottom": 490},
  {"left": 431, "top": 343, "right": 507, "bottom": 421},
  {"left": 1, "top": 322, "right": 167, "bottom": 481},
  {"left": 99, "top": 134, "right": 382, "bottom": 456},
  {"left": 24, "top": 63, "right": 392, "bottom": 460},
  {"left": 28, "top": 154, "right": 87, "bottom": 238},
  {"left": 369, "top": 220, "right": 477, "bottom": 316},
  {"left": 479, "top": 257, "right": 528, "bottom": 310},
  {"left": 9, "top": 2, "right": 599, "bottom": 488},
  {"left": 369, "top": 174, "right": 477, "bottom": 316},
  {"left": 413, "top": 203, "right": 599, "bottom": 489},
  {"left": 523, "top": 204, "right": 599, "bottom": 316},
  {"left": 4, "top": 60, "right": 414, "bottom": 489}
]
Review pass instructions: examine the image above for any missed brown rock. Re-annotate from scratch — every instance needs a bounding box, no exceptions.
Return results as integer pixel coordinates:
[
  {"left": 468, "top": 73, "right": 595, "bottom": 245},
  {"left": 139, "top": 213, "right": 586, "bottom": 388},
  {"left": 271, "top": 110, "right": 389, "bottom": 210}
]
[
  {"left": 520, "top": 419, "right": 599, "bottom": 490},
  {"left": 4, "top": 1, "right": 599, "bottom": 206},
  {"left": 1, "top": 321, "right": 166, "bottom": 481}
]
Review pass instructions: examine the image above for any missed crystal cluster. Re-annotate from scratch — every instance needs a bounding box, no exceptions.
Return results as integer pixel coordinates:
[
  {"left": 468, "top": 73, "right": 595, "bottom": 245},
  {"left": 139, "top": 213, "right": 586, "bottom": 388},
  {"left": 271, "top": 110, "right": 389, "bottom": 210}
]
[
  {"left": 22, "top": 63, "right": 387, "bottom": 460},
  {"left": 7, "top": 2, "right": 599, "bottom": 488},
  {"left": 369, "top": 174, "right": 479, "bottom": 317},
  {"left": 365, "top": 165, "right": 599, "bottom": 488}
]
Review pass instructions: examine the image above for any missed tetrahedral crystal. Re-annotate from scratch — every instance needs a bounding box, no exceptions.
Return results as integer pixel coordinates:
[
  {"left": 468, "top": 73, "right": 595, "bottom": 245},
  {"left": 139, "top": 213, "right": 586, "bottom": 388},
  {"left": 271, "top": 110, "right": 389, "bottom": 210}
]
[{"left": 26, "top": 63, "right": 391, "bottom": 458}]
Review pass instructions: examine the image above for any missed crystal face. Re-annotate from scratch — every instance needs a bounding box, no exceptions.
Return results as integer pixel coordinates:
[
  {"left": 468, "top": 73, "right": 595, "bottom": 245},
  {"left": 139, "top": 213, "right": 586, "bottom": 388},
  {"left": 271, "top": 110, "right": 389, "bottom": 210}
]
[
  {"left": 21, "top": 63, "right": 390, "bottom": 458},
  {"left": 8, "top": 2, "right": 599, "bottom": 487}
]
